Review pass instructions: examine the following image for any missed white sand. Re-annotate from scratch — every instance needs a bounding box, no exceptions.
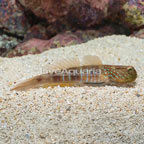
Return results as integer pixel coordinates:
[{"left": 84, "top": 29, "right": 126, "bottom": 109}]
[{"left": 0, "top": 35, "right": 144, "bottom": 143}]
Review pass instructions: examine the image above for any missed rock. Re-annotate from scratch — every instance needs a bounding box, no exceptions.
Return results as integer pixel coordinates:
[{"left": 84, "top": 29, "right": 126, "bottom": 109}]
[
  {"left": 16, "top": 0, "right": 127, "bottom": 29},
  {"left": 0, "top": 0, "right": 30, "bottom": 36},
  {"left": 108, "top": 0, "right": 127, "bottom": 17},
  {"left": 46, "top": 21, "right": 73, "bottom": 38},
  {"left": 2, "top": 0, "right": 140, "bottom": 41},
  {"left": 75, "top": 26, "right": 116, "bottom": 42},
  {"left": 0, "top": 34, "right": 19, "bottom": 56},
  {"left": 122, "top": 0, "right": 144, "bottom": 29},
  {"left": 6, "top": 26, "right": 118, "bottom": 57},
  {"left": 24, "top": 24, "right": 49, "bottom": 41},
  {"left": 17, "top": 0, "right": 70, "bottom": 23},
  {"left": 46, "top": 32, "right": 83, "bottom": 48},
  {"left": 130, "top": 29, "right": 144, "bottom": 39},
  {"left": 67, "top": 0, "right": 105, "bottom": 28},
  {"left": 6, "top": 32, "right": 83, "bottom": 57},
  {"left": 6, "top": 38, "right": 50, "bottom": 57},
  {"left": 2, "top": 0, "right": 144, "bottom": 41}
]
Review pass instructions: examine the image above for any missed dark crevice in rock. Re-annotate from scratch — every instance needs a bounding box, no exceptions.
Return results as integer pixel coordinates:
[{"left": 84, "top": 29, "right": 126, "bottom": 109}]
[
  {"left": 0, "top": 28, "right": 24, "bottom": 40},
  {"left": 16, "top": 0, "right": 48, "bottom": 27},
  {"left": 23, "top": 10, "right": 48, "bottom": 27},
  {"left": 95, "top": 20, "right": 131, "bottom": 35}
]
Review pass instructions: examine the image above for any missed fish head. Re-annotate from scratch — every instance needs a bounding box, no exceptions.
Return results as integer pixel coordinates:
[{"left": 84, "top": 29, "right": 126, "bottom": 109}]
[
  {"left": 125, "top": 66, "right": 137, "bottom": 83},
  {"left": 110, "top": 66, "right": 137, "bottom": 83}
]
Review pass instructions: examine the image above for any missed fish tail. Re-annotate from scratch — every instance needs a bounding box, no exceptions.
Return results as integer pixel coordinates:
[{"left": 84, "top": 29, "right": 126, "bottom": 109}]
[
  {"left": 11, "top": 74, "right": 51, "bottom": 91},
  {"left": 11, "top": 74, "right": 83, "bottom": 91}
]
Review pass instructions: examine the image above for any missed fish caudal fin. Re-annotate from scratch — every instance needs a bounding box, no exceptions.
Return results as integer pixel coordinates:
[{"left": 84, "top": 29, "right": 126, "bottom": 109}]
[{"left": 11, "top": 74, "right": 50, "bottom": 91}]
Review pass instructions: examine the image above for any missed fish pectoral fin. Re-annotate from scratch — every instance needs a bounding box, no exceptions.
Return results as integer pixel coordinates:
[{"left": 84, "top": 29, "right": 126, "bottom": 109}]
[{"left": 81, "top": 55, "right": 103, "bottom": 66}]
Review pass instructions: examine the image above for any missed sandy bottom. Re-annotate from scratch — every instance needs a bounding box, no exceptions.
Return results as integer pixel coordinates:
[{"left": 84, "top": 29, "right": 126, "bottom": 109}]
[{"left": 0, "top": 35, "right": 144, "bottom": 143}]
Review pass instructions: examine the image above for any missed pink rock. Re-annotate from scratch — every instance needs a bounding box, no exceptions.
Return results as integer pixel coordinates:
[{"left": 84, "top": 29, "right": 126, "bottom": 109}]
[
  {"left": 6, "top": 26, "right": 117, "bottom": 57},
  {"left": 46, "top": 32, "right": 83, "bottom": 48},
  {"left": 16, "top": 0, "right": 128, "bottom": 28},
  {"left": 17, "top": 0, "right": 70, "bottom": 23},
  {"left": 24, "top": 24, "right": 49, "bottom": 41},
  {"left": 6, "top": 33, "right": 83, "bottom": 57},
  {"left": 7, "top": 38, "right": 50, "bottom": 57}
]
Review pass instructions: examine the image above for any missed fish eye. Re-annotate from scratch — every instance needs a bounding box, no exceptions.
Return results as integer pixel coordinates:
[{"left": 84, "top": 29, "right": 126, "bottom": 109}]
[
  {"left": 127, "top": 67, "right": 134, "bottom": 73},
  {"left": 128, "top": 67, "right": 133, "bottom": 71}
]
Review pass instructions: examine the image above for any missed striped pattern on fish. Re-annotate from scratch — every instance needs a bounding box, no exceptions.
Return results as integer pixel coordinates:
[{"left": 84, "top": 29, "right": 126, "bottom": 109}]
[
  {"left": 51, "top": 67, "right": 102, "bottom": 83},
  {"left": 11, "top": 55, "right": 137, "bottom": 91}
]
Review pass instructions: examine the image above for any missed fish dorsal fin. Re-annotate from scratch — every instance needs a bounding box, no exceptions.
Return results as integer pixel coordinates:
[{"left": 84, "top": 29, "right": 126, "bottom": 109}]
[
  {"left": 47, "top": 56, "right": 81, "bottom": 70},
  {"left": 81, "top": 55, "right": 102, "bottom": 66},
  {"left": 46, "top": 55, "right": 102, "bottom": 72}
]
